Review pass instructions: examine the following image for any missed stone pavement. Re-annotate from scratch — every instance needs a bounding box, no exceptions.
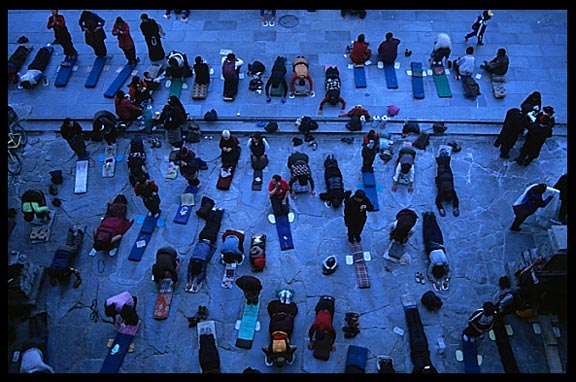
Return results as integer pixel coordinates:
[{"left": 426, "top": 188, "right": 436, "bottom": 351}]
[{"left": 7, "top": 9, "right": 567, "bottom": 375}]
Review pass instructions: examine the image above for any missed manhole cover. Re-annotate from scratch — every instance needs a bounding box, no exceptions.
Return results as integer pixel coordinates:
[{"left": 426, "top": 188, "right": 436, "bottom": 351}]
[{"left": 279, "top": 15, "right": 299, "bottom": 28}]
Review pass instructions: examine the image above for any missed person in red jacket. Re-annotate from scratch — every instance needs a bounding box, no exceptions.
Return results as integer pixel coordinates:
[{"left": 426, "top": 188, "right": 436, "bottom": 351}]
[
  {"left": 308, "top": 296, "right": 337, "bottom": 360},
  {"left": 114, "top": 90, "right": 142, "bottom": 124},
  {"left": 349, "top": 34, "right": 372, "bottom": 65},
  {"left": 46, "top": 9, "right": 77, "bottom": 58},
  {"left": 112, "top": 16, "right": 139, "bottom": 65},
  {"left": 91, "top": 194, "right": 134, "bottom": 257},
  {"left": 268, "top": 174, "right": 291, "bottom": 217}
]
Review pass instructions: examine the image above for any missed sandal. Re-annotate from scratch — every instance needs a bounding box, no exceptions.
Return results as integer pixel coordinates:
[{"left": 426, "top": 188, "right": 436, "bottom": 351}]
[{"left": 419, "top": 272, "right": 426, "bottom": 284}]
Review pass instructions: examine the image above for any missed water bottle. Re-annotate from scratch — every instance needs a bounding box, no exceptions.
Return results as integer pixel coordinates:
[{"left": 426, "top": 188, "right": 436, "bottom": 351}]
[{"left": 143, "top": 102, "right": 153, "bottom": 132}]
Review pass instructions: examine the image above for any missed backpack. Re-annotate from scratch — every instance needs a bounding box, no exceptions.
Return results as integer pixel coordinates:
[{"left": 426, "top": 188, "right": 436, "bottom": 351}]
[
  {"left": 413, "top": 132, "right": 430, "bottom": 150},
  {"left": 265, "top": 121, "right": 278, "bottom": 133},
  {"left": 346, "top": 115, "right": 362, "bottom": 131},
  {"left": 463, "top": 77, "right": 481, "bottom": 98},
  {"left": 298, "top": 116, "right": 318, "bottom": 133},
  {"left": 421, "top": 291, "right": 443, "bottom": 311},
  {"left": 247, "top": 60, "right": 266, "bottom": 76},
  {"left": 185, "top": 121, "right": 202, "bottom": 143},
  {"left": 204, "top": 109, "right": 218, "bottom": 121},
  {"left": 402, "top": 122, "right": 420, "bottom": 135}
]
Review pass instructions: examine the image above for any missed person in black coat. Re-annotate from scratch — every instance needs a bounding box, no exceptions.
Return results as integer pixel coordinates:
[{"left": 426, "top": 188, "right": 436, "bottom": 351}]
[
  {"left": 319, "top": 154, "right": 346, "bottom": 208},
  {"left": 435, "top": 149, "right": 459, "bottom": 217},
  {"left": 235, "top": 275, "right": 262, "bottom": 305},
  {"left": 553, "top": 174, "right": 567, "bottom": 224},
  {"left": 515, "top": 106, "right": 555, "bottom": 166},
  {"left": 494, "top": 108, "right": 529, "bottom": 159},
  {"left": 78, "top": 10, "right": 107, "bottom": 57},
  {"left": 343, "top": 189, "right": 374, "bottom": 243}
]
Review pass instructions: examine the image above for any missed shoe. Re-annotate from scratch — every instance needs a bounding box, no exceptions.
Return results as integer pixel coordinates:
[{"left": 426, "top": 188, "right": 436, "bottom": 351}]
[
  {"left": 269, "top": 20, "right": 275, "bottom": 27},
  {"left": 442, "top": 279, "right": 449, "bottom": 291},
  {"left": 89, "top": 248, "right": 98, "bottom": 257},
  {"left": 164, "top": 14, "right": 170, "bottom": 19},
  {"left": 453, "top": 208, "right": 460, "bottom": 217},
  {"left": 109, "top": 248, "right": 118, "bottom": 257},
  {"left": 181, "top": 16, "right": 188, "bottom": 22},
  {"left": 355, "top": 236, "right": 361, "bottom": 243},
  {"left": 153, "top": 212, "right": 160, "bottom": 219},
  {"left": 147, "top": 211, "right": 153, "bottom": 217},
  {"left": 266, "top": 96, "right": 271, "bottom": 103},
  {"left": 288, "top": 212, "right": 295, "bottom": 223},
  {"left": 433, "top": 281, "right": 441, "bottom": 292},
  {"left": 281, "top": 97, "right": 286, "bottom": 103},
  {"left": 465, "top": 36, "right": 469, "bottom": 42},
  {"left": 262, "top": 20, "right": 268, "bottom": 27},
  {"left": 438, "top": 208, "right": 446, "bottom": 217},
  {"left": 268, "top": 214, "right": 276, "bottom": 224}
]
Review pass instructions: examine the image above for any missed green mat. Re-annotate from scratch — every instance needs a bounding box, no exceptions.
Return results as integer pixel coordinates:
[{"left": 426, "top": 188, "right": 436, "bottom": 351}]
[
  {"left": 168, "top": 77, "right": 183, "bottom": 99},
  {"left": 235, "top": 298, "right": 261, "bottom": 349},
  {"left": 432, "top": 66, "right": 452, "bottom": 98},
  {"left": 270, "top": 83, "right": 284, "bottom": 97}
]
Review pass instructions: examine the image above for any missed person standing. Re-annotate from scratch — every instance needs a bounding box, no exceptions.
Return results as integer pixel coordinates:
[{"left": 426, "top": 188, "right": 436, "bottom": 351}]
[
  {"left": 139, "top": 13, "right": 166, "bottom": 62},
  {"left": 480, "top": 48, "right": 509, "bottom": 76},
  {"left": 494, "top": 108, "right": 529, "bottom": 159},
  {"left": 222, "top": 52, "right": 244, "bottom": 101},
  {"left": 112, "top": 16, "right": 138, "bottom": 65},
  {"left": 377, "top": 32, "right": 401, "bottom": 64},
  {"left": 59, "top": 118, "right": 88, "bottom": 159},
  {"left": 104, "top": 291, "right": 139, "bottom": 326},
  {"left": 553, "top": 174, "right": 567, "bottom": 224},
  {"left": 465, "top": 10, "right": 493, "bottom": 45},
  {"left": 78, "top": 10, "right": 107, "bottom": 57},
  {"left": 47, "top": 9, "right": 77, "bottom": 58},
  {"left": 260, "top": 10, "right": 276, "bottom": 27},
  {"left": 268, "top": 174, "right": 291, "bottom": 217},
  {"left": 361, "top": 129, "right": 380, "bottom": 173},
  {"left": 515, "top": 106, "right": 555, "bottom": 166},
  {"left": 134, "top": 176, "right": 162, "bottom": 218},
  {"left": 510, "top": 183, "right": 554, "bottom": 231},
  {"left": 349, "top": 34, "right": 372, "bottom": 65},
  {"left": 343, "top": 189, "right": 374, "bottom": 243}
]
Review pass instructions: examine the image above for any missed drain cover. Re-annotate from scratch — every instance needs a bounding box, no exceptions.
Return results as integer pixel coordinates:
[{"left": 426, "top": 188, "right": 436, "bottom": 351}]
[{"left": 278, "top": 15, "right": 299, "bottom": 28}]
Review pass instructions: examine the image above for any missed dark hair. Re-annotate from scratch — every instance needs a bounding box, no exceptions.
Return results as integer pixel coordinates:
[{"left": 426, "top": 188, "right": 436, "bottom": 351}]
[
  {"left": 104, "top": 301, "right": 116, "bottom": 318},
  {"left": 432, "top": 265, "right": 446, "bottom": 279},
  {"left": 386, "top": 32, "right": 393, "bottom": 40},
  {"left": 195, "top": 56, "right": 203, "bottom": 64},
  {"left": 93, "top": 240, "right": 105, "bottom": 251},
  {"left": 401, "top": 162, "right": 412, "bottom": 174},
  {"left": 483, "top": 302, "right": 497, "bottom": 316},
  {"left": 354, "top": 189, "right": 366, "bottom": 199},
  {"left": 498, "top": 48, "right": 506, "bottom": 56},
  {"left": 168, "top": 57, "right": 178, "bottom": 67},
  {"left": 23, "top": 212, "right": 34, "bottom": 222},
  {"left": 115, "top": 16, "right": 124, "bottom": 24},
  {"left": 466, "top": 46, "right": 474, "bottom": 54},
  {"left": 357, "top": 34, "right": 365, "bottom": 42},
  {"left": 272, "top": 174, "right": 282, "bottom": 182},
  {"left": 226, "top": 52, "right": 236, "bottom": 61},
  {"left": 116, "top": 89, "right": 125, "bottom": 98},
  {"left": 121, "top": 304, "right": 139, "bottom": 325},
  {"left": 140, "top": 13, "right": 148, "bottom": 20},
  {"left": 253, "top": 132, "right": 261, "bottom": 140}
]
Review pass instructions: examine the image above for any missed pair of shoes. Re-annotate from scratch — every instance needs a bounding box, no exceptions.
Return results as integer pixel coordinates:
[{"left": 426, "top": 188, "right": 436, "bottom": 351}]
[
  {"left": 197, "top": 305, "right": 208, "bottom": 320},
  {"left": 415, "top": 272, "right": 425, "bottom": 284},
  {"left": 262, "top": 20, "right": 268, "bottom": 27},
  {"left": 453, "top": 208, "right": 460, "bottom": 217}
]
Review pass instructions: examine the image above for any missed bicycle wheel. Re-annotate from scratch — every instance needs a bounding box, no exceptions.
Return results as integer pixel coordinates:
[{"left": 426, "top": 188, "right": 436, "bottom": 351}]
[
  {"left": 9, "top": 121, "right": 27, "bottom": 147},
  {"left": 8, "top": 150, "right": 22, "bottom": 175}
]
